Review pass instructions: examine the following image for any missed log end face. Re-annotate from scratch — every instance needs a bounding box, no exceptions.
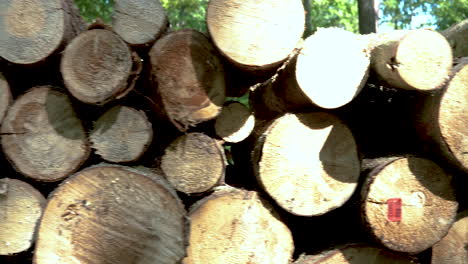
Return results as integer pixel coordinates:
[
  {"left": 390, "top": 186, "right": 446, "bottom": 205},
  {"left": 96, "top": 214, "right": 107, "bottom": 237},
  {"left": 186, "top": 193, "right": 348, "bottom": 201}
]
[
  {"left": 431, "top": 211, "right": 468, "bottom": 264},
  {"left": 0, "top": 73, "right": 12, "bottom": 126},
  {"left": 215, "top": 102, "right": 255, "bottom": 143}
]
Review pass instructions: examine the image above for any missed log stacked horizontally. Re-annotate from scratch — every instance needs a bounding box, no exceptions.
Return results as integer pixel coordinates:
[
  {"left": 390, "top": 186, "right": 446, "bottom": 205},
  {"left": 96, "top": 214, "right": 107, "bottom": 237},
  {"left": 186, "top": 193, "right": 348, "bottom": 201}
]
[{"left": 0, "top": 0, "right": 466, "bottom": 264}]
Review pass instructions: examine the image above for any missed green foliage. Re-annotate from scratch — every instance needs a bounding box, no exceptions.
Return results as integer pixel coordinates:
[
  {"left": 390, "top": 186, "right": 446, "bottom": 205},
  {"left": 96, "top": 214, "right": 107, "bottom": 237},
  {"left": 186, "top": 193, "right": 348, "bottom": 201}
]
[
  {"left": 161, "top": 0, "right": 208, "bottom": 32},
  {"left": 305, "top": 0, "right": 359, "bottom": 33},
  {"left": 430, "top": 1, "right": 468, "bottom": 30},
  {"left": 73, "top": 0, "right": 114, "bottom": 22}
]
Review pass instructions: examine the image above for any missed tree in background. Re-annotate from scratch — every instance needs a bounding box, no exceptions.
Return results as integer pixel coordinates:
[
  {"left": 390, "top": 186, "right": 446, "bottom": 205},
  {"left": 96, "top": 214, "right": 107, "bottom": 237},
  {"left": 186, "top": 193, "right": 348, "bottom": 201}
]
[{"left": 161, "top": 0, "right": 208, "bottom": 32}]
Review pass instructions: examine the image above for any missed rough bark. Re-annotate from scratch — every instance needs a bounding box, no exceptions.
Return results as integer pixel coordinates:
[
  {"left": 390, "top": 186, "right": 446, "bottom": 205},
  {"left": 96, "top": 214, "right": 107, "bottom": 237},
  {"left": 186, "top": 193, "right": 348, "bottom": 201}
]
[
  {"left": 149, "top": 29, "right": 225, "bottom": 131},
  {"left": 431, "top": 210, "right": 468, "bottom": 264},
  {"left": 89, "top": 105, "right": 153, "bottom": 163},
  {"left": 442, "top": 19, "right": 468, "bottom": 58},
  {"left": 161, "top": 132, "right": 226, "bottom": 194},
  {"left": 253, "top": 112, "right": 360, "bottom": 216},
  {"left": 361, "top": 156, "right": 458, "bottom": 254},
  {"left": 183, "top": 186, "right": 294, "bottom": 264},
  {"left": 0, "top": 178, "right": 46, "bottom": 255},
  {"left": 206, "top": 0, "right": 305, "bottom": 72},
  {"left": 215, "top": 102, "right": 255, "bottom": 143},
  {"left": 416, "top": 57, "right": 468, "bottom": 172},
  {"left": 369, "top": 29, "right": 452, "bottom": 91},
  {"left": 0, "top": 73, "right": 12, "bottom": 126},
  {"left": 294, "top": 244, "right": 417, "bottom": 264},
  {"left": 0, "top": 86, "right": 90, "bottom": 182},
  {"left": 34, "top": 164, "right": 186, "bottom": 264},
  {"left": 0, "top": 0, "right": 85, "bottom": 65},
  {"left": 112, "top": 0, "right": 168, "bottom": 47},
  {"left": 61, "top": 29, "right": 141, "bottom": 105}
]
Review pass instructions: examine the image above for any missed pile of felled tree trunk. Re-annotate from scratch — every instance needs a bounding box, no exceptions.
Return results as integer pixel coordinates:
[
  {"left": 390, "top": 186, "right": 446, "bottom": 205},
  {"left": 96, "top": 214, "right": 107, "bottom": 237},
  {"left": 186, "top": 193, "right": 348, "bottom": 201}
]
[{"left": 0, "top": 0, "right": 466, "bottom": 264}]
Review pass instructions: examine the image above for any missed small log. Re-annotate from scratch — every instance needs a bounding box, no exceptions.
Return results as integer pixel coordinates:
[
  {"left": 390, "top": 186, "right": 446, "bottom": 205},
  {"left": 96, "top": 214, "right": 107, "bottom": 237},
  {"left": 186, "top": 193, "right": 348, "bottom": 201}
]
[
  {"left": 0, "top": 178, "right": 46, "bottom": 255},
  {"left": 149, "top": 29, "right": 225, "bottom": 131},
  {"left": 112, "top": 0, "right": 168, "bottom": 47},
  {"left": 161, "top": 132, "right": 226, "bottom": 194},
  {"left": 416, "top": 57, "right": 468, "bottom": 172},
  {"left": 0, "top": 0, "right": 85, "bottom": 64},
  {"left": 442, "top": 19, "right": 468, "bottom": 58},
  {"left": 0, "top": 73, "right": 12, "bottom": 125},
  {"left": 0, "top": 86, "right": 90, "bottom": 182},
  {"left": 253, "top": 112, "right": 360, "bottom": 216},
  {"left": 361, "top": 157, "right": 458, "bottom": 254},
  {"left": 89, "top": 105, "right": 153, "bottom": 163},
  {"left": 431, "top": 210, "right": 468, "bottom": 264},
  {"left": 61, "top": 29, "right": 139, "bottom": 105},
  {"left": 214, "top": 102, "right": 255, "bottom": 143},
  {"left": 369, "top": 29, "right": 452, "bottom": 91},
  {"left": 34, "top": 164, "right": 186, "bottom": 264},
  {"left": 294, "top": 244, "right": 416, "bottom": 264},
  {"left": 295, "top": 28, "right": 370, "bottom": 109},
  {"left": 206, "top": 0, "right": 305, "bottom": 72},
  {"left": 183, "top": 186, "right": 294, "bottom": 264}
]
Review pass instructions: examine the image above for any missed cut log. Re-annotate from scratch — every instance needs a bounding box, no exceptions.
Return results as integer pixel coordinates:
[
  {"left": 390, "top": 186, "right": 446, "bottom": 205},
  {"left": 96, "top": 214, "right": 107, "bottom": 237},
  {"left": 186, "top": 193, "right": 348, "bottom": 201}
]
[
  {"left": 294, "top": 244, "right": 416, "bottom": 264},
  {"left": 215, "top": 102, "right": 255, "bottom": 143},
  {"left": 442, "top": 19, "right": 468, "bottom": 58},
  {"left": 34, "top": 164, "right": 186, "bottom": 264},
  {"left": 0, "top": 73, "right": 12, "bottom": 125},
  {"left": 253, "top": 112, "right": 360, "bottom": 216},
  {"left": 369, "top": 29, "right": 452, "bottom": 91},
  {"left": 295, "top": 27, "right": 370, "bottom": 109},
  {"left": 112, "top": 0, "right": 168, "bottom": 47},
  {"left": 0, "top": 0, "right": 85, "bottom": 64},
  {"left": 149, "top": 29, "right": 225, "bottom": 131},
  {"left": 0, "top": 86, "right": 90, "bottom": 182},
  {"left": 161, "top": 132, "right": 226, "bottom": 194},
  {"left": 61, "top": 29, "right": 139, "bottom": 105},
  {"left": 431, "top": 210, "right": 468, "bottom": 264},
  {"left": 361, "top": 157, "right": 458, "bottom": 254},
  {"left": 183, "top": 186, "right": 294, "bottom": 264},
  {"left": 0, "top": 178, "right": 46, "bottom": 255},
  {"left": 206, "top": 0, "right": 305, "bottom": 72},
  {"left": 89, "top": 105, "right": 153, "bottom": 163},
  {"left": 416, "top": 57, "right": 468, "bottom": 172}
]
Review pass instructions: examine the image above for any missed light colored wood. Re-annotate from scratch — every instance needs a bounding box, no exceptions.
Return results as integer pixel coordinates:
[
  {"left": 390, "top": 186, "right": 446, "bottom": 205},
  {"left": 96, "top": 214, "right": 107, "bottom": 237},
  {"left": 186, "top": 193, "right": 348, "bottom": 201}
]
[
  {"left": 0, "top": 73, "right": 12, "bottom": 126},
  {"left": 61, "top": 29, "right": 134, "bottom": 105},
  {"left": 215, "top": 102, "right": 255, "bottom": 143},
  {"left": 0, "top": 178, "right": 46, "bottom": 255},
  {"left": 296, "top": 28, "right": 370, "bottom": 109},
  {"left": 90, "top": 105, "right": 153, "bottom": 163},
  {"left": 431, "top": 211, "right": 468, "bottom": 264},
  {"left": 0, "top": 0, "right": 84, "bottom": 64},
  {"left": 206, "top": 0, "right": 305, "bottom": 71},
  {"left": 183, "top": 186, "right": 294, "bottom": 264},
  {"left": 369, "top": 29, "right": 452, "bottom": 91},
  {"left": 149, "top": 29, "right": 225, "bottom": 131},
  {"left": 294, "top": 244, "right": 416, "bottom": 264},
  {"left": 112, "top": 0, "right": 168, "bottom": 46},
  {"left": 161, "top": 132, "right": 225, "bottom": 194},
  {"left": 361, "top": 157, "right": 458, "bottom": 254},
  {"left": 253, "top": 112, "right": 360, "bottom": 216},
  {"left": 34, "top": 164, "right": 186, "bottom": 264},
  {"left": 1, "top": 86, "right": 90, "bottom": 182},
  {"left": 442, "top": 19, "right": 468, "bottom": 58}
]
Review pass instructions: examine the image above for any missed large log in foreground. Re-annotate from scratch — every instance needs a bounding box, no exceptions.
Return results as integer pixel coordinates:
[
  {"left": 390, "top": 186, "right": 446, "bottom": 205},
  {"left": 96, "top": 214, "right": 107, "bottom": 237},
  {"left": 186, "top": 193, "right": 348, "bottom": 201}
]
[
  {"left": 34, "top": 165, "right": 186, "bottom": 264},
  {"left": 253, "top": 112, "right": 360, "bottom": 216},
  {"left": 294, "top": 244, "right": 416, "bottom": 264},
  {"left": 0, "top": 73, "right": 12, "bottom": 125},
  {"left": 361, "top": 157, "right": 458, "bottom": 254},
  {"left": 0, "top": 0, "right": 84, "bottom": 64},
  {"left": 112, "top": 0, "right": 168, "bottom": 47},
  {"left": 431, "top": 210, "right": 468, "bottom": 264},
  {"left": 0, "top": 178, "right": 45, "bottom": 256},
  {"left": 183, "top": 187, "right": 294, "bottom": 264},
  {"left": 369, "top": 29, "right": 452, "bottom": 91},
  {"left": 1, "top": 86, "right": 90, "bottom": 182},
  {"left": 206, "top": 0, "right": 305, "bottom": 72},
  {"left": 149, "top": 29, "right": 225, "bottom": 131},
  {"left": 61, "top": 29, "right": 138, "bottom": 105}
]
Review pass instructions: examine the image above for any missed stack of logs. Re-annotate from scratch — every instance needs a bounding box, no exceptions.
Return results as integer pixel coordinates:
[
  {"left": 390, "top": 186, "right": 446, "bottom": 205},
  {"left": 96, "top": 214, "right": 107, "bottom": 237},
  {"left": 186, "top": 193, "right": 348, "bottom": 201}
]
[{"left": 0, "top": 0, "right": 467, "bottom": 264}]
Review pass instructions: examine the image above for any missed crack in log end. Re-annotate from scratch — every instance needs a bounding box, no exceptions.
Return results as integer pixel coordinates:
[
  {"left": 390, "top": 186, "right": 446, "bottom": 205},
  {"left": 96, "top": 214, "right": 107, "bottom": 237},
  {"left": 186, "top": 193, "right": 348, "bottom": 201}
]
[{"left": 388, "top": 57, "right": 401, "bottom": 71}]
